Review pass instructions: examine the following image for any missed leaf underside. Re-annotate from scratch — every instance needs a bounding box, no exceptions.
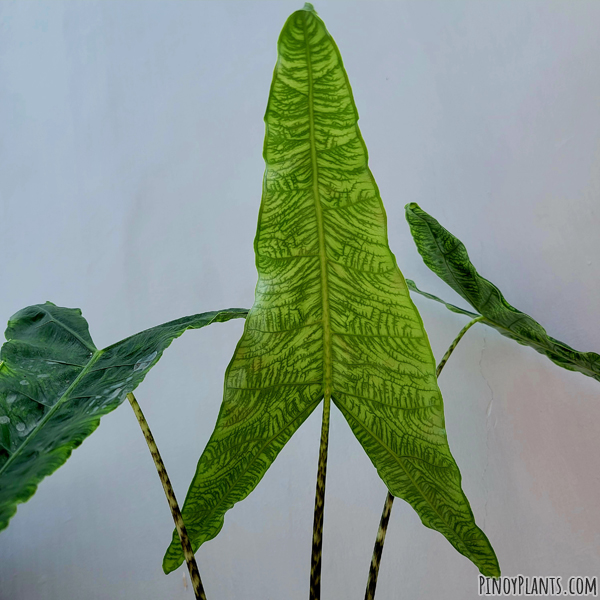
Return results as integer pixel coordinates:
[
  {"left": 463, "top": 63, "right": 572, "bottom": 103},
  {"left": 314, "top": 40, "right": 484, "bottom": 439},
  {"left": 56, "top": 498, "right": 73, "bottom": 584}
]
[
  {"left": 0, "top": 303, "right": 247, "bottom": 531},
  {"left": 164, "top": 5, "right": 499, "bottom": 577},
  {"left": 405, "top": 203, "right": 600, "bottom": 382},
  {"left": 406, "top": 279, "right": 480, "bottom": 319}
]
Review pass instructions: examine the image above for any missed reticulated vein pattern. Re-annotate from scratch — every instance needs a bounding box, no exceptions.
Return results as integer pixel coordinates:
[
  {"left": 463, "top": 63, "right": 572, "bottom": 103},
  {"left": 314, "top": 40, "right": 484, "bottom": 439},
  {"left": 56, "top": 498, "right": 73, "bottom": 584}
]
[{"left": 164, "top": 5, "right": 499, "bottom": 577}]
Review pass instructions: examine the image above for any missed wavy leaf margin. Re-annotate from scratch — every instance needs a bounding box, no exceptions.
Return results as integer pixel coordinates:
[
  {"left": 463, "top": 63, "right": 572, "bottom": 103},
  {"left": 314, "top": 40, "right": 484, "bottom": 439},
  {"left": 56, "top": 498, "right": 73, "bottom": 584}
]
[
  {"left": 405, "top": 202, "right": 600, "bottom": 381},
  {"left": 0, "top": 302, "right": 247, "bottom": 531}
]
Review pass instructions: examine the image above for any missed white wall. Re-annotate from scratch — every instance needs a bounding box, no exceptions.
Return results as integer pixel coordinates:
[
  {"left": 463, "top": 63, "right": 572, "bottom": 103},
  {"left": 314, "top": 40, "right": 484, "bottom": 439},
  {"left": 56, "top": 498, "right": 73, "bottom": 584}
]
[{"left": 1, "top": 1, "right": 599, "bottom": 599}]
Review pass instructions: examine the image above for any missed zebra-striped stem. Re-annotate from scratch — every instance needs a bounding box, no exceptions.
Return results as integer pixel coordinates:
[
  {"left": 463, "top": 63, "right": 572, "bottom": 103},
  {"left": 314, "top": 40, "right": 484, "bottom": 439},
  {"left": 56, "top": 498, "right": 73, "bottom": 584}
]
[
  {"left": 310, "top": 395, "right": 331, "bottom": 600},
  {"left": 364, "top": 315, "right": 484, "bottom": 600},
  {"left": 127, "top": 393, "right": 207, "bottom": 600},
  {"left": 435, "top": 316, "right": 484, "bottom": 377},
  {"left": 364, "top": 492, "right": 394, "bottom": 600}
]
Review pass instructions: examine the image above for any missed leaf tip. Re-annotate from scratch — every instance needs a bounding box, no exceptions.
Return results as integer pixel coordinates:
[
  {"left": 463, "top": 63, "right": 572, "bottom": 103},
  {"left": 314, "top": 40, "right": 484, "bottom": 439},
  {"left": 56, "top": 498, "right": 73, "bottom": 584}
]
[
  {"left": 482, "top": 563, "right": 501, "bottom": 579},
  {"left": 161, "top": 557, "right": 173, "bottom": 575},
  {"left": 162, "top": 535, "right": 185, "bottom": 575},
  {"left": 302, "top": 3, "right": 316, "bottom": 12}
]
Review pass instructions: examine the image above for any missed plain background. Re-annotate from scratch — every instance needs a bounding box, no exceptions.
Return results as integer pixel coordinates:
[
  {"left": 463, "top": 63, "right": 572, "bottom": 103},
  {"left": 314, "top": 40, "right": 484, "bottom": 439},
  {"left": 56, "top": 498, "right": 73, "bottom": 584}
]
[{"left": 1, "top": 1, "right": 599, "bottom": 598}]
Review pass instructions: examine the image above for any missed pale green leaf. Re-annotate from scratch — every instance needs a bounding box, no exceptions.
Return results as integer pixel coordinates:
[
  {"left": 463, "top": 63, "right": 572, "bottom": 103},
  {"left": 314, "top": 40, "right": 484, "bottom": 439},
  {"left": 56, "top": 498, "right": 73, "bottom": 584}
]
[
  {"left": 0, "top": 303, "right": 247, "bottom": 531},
  {"left": 405, "top": 203, "right": 600, "bottom": 381},
  {"left": 164, "top": 4, "right": 499, "bottom": 578}
]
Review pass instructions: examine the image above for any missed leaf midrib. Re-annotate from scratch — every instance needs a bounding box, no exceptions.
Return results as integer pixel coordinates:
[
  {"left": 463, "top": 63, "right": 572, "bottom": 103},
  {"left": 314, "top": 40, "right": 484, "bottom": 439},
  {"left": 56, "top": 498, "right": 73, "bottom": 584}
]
[
  {"left": 415, "top": 212, "right": 516, "bottom": 339},
  {"left": 302, "top": 10, "right": 332, "bottom": 400},
  {"left": 340, "top": 404, "right": 478, "bottom": 561},
  {"left": 0, "top": 348, "right": 104, "bottom": 478},
  {"left": 1, "top": 310, "right": 247, "bottom": 481},
  {"left": 417, "top": 213, "right": 585, "bottom": 360},
  {"left": 37, "top": 306, "right": 97, "bottom": 353}
]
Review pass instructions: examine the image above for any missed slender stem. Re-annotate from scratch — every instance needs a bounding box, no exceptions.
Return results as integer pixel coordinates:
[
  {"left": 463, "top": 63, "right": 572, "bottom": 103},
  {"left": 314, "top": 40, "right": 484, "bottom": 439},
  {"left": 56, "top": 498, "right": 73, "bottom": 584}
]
[
  {"left": 310, "top": 395, "right": 331, "bottom": 600},
  {"left": 434, "top": 316, "right": 484, "bottom": 378},
  {"left": 364, "top": 315, "right": 484, "bottom": 600},
  {"left": 127, "top": 393, "right": 207, "bottom": 600},
  {"left": 364, "top": 492, "right": 394, "bottom": 600}
]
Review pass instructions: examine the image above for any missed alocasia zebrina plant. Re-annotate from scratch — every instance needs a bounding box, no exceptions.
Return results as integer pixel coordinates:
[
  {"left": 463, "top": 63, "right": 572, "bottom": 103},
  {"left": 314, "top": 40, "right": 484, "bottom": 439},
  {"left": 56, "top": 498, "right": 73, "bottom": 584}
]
[
  {"left": 162, "top": 2, "right": 499, "bottom": 585},
  {"left": 0, "top": 4, "right": 502, "bottom": 596},
  {"left": 4, "top": 4, "right": 596, "bottom": 599}
]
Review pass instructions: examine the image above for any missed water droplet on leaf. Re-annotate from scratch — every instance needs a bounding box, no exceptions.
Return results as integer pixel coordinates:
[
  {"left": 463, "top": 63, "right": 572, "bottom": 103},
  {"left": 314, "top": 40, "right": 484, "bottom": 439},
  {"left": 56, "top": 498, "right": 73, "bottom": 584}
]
[{"left": 134, "top": 351, "right": 158, "bottom": 372}]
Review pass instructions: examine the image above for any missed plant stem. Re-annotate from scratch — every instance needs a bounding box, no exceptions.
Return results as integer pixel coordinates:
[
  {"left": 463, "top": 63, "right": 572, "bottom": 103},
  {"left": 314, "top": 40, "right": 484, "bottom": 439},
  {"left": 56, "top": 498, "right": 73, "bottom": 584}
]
[
  {"left": 310, "top": 395, "right": 331, "bottom": 600},
  {"left": 435, "top": 316, "right": 484, "bottom": 377},
  {"left": 364, "top": 491, "right": 394, "bottom": 600},
  {"left": 363, "top": 315, "right": 484, "bottom": 600},
  {"left": 127, "top": 393, "right": 207, "bottom": 600}
]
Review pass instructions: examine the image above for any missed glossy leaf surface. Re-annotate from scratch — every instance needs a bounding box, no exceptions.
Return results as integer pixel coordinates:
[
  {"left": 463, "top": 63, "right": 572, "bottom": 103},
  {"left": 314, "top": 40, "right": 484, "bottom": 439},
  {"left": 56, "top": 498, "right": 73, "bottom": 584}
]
[
  {"left": 164, "top": 4, "right": 499, "bottom": 577},
  {"left": 0, "top": 303, "right": 247, "bottom": 531},
  {"left": 406, "top": 203, "right": 600, "bottom": 381}
]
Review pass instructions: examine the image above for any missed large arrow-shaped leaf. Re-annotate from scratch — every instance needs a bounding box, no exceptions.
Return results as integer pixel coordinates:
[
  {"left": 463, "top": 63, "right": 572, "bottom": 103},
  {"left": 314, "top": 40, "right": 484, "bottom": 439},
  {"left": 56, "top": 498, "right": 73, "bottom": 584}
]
[
  {"left": 0, "top": 303, "right": 247, "bottom": 531},
  {"left": 164, "top": 4, "right": 499, "bottom": 577},
  {"left": 405, "top": 203, "right": 600, "bottom": 381}
]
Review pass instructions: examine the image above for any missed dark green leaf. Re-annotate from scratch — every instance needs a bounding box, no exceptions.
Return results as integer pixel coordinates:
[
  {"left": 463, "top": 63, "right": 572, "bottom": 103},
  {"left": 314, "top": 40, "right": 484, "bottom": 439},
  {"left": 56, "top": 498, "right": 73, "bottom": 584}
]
[
  {"left": 0, "top": 303, "right": 248, "bottom": 531},
  {"left": 405, "top": 202, "right": 600, "bottom": 381},
  {"left": 163, "top": 5, "right": 500, "bottom": 578}
]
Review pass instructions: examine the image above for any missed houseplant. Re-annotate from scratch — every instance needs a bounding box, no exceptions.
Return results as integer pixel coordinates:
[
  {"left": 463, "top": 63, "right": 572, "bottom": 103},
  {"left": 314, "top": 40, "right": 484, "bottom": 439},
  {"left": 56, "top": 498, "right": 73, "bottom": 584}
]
[{"left": 1, "top": 2, "right": 600, "bottom": 596}]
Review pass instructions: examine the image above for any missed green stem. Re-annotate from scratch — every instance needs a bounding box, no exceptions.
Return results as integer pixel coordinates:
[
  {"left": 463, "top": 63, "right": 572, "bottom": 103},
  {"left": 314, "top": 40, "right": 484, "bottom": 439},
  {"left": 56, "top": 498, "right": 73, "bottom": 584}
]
[
  {"left": 127, "top": 393, "right": 207, "bottom": 600},
  {"left": 310, "top": 395, "right": 331, "bottom": 600},
  {"left": 434, "top": 316, "right": 484, "bottom": 377},
  {"left": 363, "top": 315, "right": 484, "bottom": 600},
  {"left": 364, "top": 492, "right": 394, "bottom": 600}
]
